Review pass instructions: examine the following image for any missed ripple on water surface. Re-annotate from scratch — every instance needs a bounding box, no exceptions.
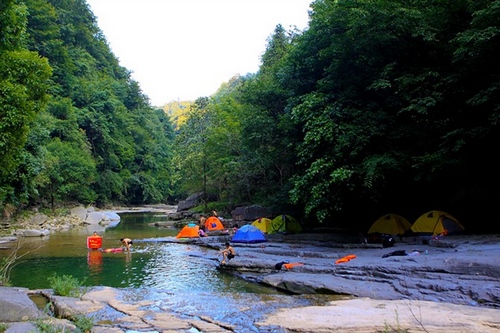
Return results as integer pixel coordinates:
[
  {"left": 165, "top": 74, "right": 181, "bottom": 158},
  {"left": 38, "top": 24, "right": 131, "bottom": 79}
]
[{"left": 3, "top": 212, "right": 343, "bottom": 332}]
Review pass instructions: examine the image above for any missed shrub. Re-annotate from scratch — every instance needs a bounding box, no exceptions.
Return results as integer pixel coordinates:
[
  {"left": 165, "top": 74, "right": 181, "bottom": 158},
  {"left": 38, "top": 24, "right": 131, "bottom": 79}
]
[
  {"left": 47, "top": 274, "right": 86, "bottom": 297},
  {"left": 73, "top": 314, "right": 94, "bottom": 333},
  {"left": 34, "top": 319, "right": 66, "bottom": 333}
]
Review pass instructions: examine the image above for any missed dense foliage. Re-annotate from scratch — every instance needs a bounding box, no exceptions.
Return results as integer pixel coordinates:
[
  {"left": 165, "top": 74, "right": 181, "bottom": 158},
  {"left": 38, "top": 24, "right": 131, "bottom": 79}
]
[
  {"left": 0, "top": 0, "right": 176, "bottom": 210},
  {"left": 1, "top": 0, "right": 498, "bottom": 233},
  {"left": 174, "top": 0, "right": 499, "bottom": 232}
]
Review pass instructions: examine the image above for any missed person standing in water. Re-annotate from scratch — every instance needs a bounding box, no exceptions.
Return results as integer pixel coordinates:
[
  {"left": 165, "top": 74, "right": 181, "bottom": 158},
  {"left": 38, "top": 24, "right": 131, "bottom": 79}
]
[{"left": 120, "top": 238, "right": 133, "bottom": 251}]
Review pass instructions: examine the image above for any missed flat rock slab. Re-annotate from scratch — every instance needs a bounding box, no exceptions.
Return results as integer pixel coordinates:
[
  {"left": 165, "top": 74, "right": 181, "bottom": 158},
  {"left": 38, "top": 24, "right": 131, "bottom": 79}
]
[
  {"left": 217, "top": 234, "right": 500, "bottom": 308},
  {"left": 257, "top": 297, "right": 500, "bottom": 333}
]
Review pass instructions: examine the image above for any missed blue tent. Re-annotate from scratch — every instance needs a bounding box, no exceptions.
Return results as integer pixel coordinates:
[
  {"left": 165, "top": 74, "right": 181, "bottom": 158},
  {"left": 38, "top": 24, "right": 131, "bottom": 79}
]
[{"left": 231, "top": 224, "right": 267, "bottom": 243}]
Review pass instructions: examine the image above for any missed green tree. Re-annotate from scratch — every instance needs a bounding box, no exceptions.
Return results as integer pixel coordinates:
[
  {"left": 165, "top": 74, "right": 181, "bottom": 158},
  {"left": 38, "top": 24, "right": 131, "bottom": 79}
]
[
  {"left": 0, "top": 0, "right": 52, "bottom": 208},
  {"left": 173, "top": 97, "right": 211, "bottom": 205},
  {"left": 283, "top": 0, "right": 500, "bottom": 228},
  {"left": 35, "top": 138, "right": 97, "bottom": 208},
  {"left": 18, "top": 0, "right": 177, "bottom": 208},
  {"left": 237, "top": 25, "right": 301, "bottom": 211}
]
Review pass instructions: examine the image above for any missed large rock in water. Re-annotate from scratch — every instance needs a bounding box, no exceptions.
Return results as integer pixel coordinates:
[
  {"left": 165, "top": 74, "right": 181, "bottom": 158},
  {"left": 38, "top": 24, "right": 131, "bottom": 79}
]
[
  {"left": 22, "top": 229, "right": 50, "bottom": 237},
  {"left": 85, "top": 212, "right": 106, "bottom": 225},
  {"left": 0, "top": 287, "right": 46, "bottom": 322}
]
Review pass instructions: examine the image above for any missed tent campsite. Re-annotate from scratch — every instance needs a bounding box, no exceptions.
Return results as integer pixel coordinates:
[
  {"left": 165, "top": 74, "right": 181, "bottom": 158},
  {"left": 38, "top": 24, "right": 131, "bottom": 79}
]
[
  {"left": 251, "top": 217, "right": 272, "bottom": 233},
  {"left": 204, "top": 216, "right": 225, "bottom": 231},
  {"left": 411, "top": 210, "right": 464, "bottom": 236},
  {"left": 268, "top": 214, "right": 302, "bottom": 234},
  {"left": 176, "top": 223, "right": 200, "bottom": 238},
  {"left": 231, "top": 224, "right": 267, "bottom": 243},
  {"left": 368, "top": 214, "right": 412, "bottom": 236}
]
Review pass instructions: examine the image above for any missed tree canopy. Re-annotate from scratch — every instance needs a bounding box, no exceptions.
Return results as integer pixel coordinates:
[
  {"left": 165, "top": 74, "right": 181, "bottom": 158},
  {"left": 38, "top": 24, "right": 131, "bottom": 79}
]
[
  {"left": 174, "top": 0, "right": 500, "bottom": 232},
  {"left": 0, "top": 0, "right": 175, "bottom": 210},
  {"left": 1, "top": 0, "right": 498, "bottom": 233}
]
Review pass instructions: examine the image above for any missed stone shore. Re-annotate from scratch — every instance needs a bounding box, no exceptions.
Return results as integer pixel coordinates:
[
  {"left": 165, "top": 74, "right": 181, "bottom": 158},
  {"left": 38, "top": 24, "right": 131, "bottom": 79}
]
[{"left": 1, "top": 205, "right": 499, "bottom": 332}]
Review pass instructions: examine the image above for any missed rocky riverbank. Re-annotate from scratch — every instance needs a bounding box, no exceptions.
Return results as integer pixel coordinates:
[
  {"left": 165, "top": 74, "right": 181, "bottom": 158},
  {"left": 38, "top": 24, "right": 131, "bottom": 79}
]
[
  {"left": 217, "top": 233, "right": 500, "bottom": 332},
  {"left": 218, "top": 233, "right": 500, "bottom": 307},
  {"left": 1, "top": 206, "right": 499, "bottom": 332}
]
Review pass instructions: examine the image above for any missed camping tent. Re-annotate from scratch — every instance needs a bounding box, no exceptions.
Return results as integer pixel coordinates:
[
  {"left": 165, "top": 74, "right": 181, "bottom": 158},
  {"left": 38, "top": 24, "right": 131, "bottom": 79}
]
[
  {"left": 251, "top": 217, "right": 272, "bottom": 233},
  {"left": 231, "top": 224, "right": 267, "bottom": 243},
  {"left": 268, "top": 214, "right": 302, "bottom": 234},
  {"left": 204, "top": 216, "right": 224, "bottom": 231},
  {"left": 411, "top": 210, "right": 464, "bottom": 236},
  {"left": 368, "top": 214, "right": 412, "bottom": 235},
  {"left": 176, "top": 223, "right": 200, "bottom": 238}
]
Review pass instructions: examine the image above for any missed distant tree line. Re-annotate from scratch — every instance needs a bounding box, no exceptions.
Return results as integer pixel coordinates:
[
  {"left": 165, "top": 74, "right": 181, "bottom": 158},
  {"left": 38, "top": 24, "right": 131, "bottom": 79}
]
[{"left": 1, "top": 0, "right": 498, "bottom": 233}]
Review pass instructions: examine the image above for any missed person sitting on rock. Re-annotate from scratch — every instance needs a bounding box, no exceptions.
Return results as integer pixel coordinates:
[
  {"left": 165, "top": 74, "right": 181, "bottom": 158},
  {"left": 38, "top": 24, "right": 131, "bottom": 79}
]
[{"left": 220, "top": 242, "right": 235, "bottom": 264}]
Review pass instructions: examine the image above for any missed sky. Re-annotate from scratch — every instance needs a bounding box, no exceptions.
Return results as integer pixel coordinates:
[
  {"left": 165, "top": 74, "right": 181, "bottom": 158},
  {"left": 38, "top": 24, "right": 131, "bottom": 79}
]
[{"left": 85, "top": 0, "right": 312, "bottom": 107}]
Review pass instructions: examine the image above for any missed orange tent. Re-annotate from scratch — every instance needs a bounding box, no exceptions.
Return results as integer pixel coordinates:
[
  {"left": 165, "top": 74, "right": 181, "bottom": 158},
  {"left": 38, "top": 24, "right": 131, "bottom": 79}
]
[
  {"left": 204, "top": 216, "right": 224, "bottom": 231},
  {"left": 176, "top": 223, "right": 200, "bottom": 238}
]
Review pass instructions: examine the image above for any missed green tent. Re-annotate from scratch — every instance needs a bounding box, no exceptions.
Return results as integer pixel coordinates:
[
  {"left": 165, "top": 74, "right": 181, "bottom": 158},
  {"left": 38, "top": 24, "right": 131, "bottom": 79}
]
[{"left": 268, "top": 214, "right": 302, "bottom": 234}]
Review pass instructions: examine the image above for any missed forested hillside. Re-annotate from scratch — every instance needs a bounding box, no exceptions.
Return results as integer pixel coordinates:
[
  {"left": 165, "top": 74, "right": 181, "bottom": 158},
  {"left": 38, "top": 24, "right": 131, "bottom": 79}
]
[
  {"left": 174, "top": 0, "right": 500, "bottom": 232},
  {"left": 1, "top": 0, "right": 498, "bottom": 233},
  {"left": 0, "top": 0, "right": 176, "bottom": 211}
]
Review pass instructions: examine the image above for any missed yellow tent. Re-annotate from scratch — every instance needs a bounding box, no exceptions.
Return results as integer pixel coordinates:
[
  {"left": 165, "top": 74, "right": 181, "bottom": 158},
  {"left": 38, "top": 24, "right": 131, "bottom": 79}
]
[
  {"left": 411, "top": 210, "right": 464, "bottom": 236},
  {"left": 368, "top": 214, "right": 412, "bottom": 235},
  {"left": 251, "top": 217, "right": 272, "bottom": 233}
]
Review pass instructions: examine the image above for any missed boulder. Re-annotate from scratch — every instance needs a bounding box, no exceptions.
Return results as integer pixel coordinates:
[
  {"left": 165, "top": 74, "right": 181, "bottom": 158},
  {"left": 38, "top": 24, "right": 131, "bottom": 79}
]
[
  {"left": 22, "top": 229, "right": 50, "bottom": 237},
  {"left": 70, "top": 206, "right": 88, "bottom": 220},
  {"left": 0, "top": 287, "right": 46, "bottom": 322},
  {"left": 231, "top": 205, "right": 272, "bottom": 222},
  {"left": 103, "top": 212, "right": 121, "bottom": 221},
  {"left": 4, "top": 321, "right": 38, "bottom": 332},
  {"left": 177, "top": 192, "right": 203, "bottom": 212},
  {"left": 166, "top": 212, "right": 186, "bottom": 221},
  {"left": 0, "top": 236, "right": 17, "bottom": 245},
  {"left": 85, "top": 212, "right": 106, "bottom": 225},
  {"left": 243, "top": 205, "right": 273, "bottom": 221},
  {"left": 25, "top": 213, "right": 48, "bottom": 226}
]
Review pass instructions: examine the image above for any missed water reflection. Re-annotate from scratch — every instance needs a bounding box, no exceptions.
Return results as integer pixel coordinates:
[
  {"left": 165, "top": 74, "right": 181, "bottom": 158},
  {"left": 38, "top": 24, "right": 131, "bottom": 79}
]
[
  {"left": 87, "top": 250, "right": 102, "bottom": 275},
  {"left": 3, "top": 211, "right": 338, "bottom": 332}
]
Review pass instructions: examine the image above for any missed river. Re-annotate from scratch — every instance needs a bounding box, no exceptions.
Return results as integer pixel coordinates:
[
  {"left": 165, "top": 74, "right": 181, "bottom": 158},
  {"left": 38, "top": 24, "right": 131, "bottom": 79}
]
[{"left": 2, "top": 211, "right": 336, "bottom": 332}]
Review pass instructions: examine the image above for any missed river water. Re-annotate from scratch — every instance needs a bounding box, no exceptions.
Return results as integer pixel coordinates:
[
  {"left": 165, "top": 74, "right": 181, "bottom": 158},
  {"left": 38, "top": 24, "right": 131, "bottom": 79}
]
[{"left": 2, "top": 211, "right": 336, "bottom": 332}]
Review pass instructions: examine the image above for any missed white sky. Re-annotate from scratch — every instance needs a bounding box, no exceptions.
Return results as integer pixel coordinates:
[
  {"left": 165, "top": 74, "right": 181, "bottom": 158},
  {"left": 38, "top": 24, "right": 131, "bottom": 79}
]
[{"left": 85, "top": 0, "right": 312, "bottom": 107}]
